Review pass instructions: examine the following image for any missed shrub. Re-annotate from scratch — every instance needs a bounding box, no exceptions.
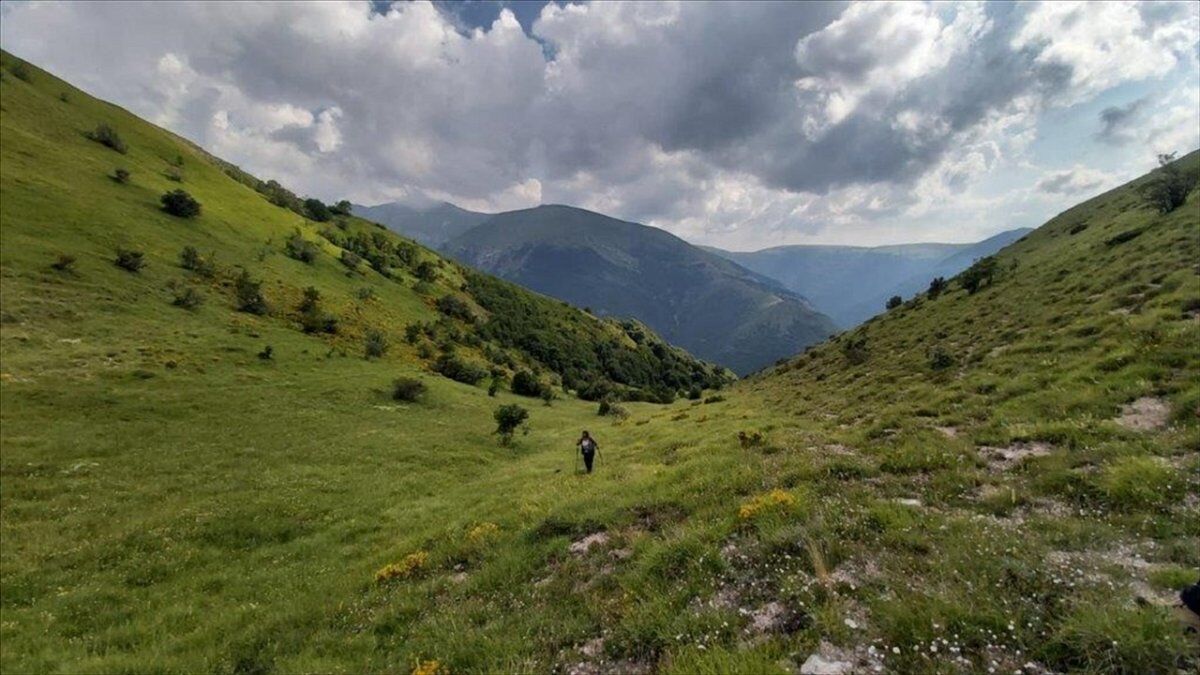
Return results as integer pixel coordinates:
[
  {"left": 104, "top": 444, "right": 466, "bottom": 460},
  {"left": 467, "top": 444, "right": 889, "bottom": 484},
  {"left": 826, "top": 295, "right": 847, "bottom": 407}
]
[
  {"left": 927, "top": 347, "right": 955, "bottom": 371},
  {"left": 737, "top": 430, "right": 765, "bottom": 448},
  {"left": 160, "top": 189, "right": 201, "bottom": 218},
  {"left": 86, "top": 123, "right": 127, "bottom": 153},
  {"left": 257, "top": 345, "right": 274, "bottom": 361},
  {"left": 687, "top": 387, "right": 702, "bottom": 400},
  {"left": 9, "top": 60, "right": 32, "bottom": 82},
  {"left": 356, "top": 286, "right": 376, "bottom": 301},
  {"left": 1104, "top": 229, "right": 1144, "bottom": 247},
  {"left": 330, "top": 200, "right": 352, "bottom": 216},
  {"left": 112, "top": 167, "right": 131, "bottom": 184},
  {"left": 436, "top": 294, "right": 475, "bottom": 323},
  {"left": 172, "top": 285, "right": 204, "bottom": 310},
  {"left": 598, "top": 399, "right": 628, "bottom": 418},
  {"left": 1140, "top": 152, "right": 1194, "bottom": 214},
  {"left": 488, "top": 375, "right": 501, "bottom": 397},
  {"left": 179, "top": 246, "right": 216, "bottom": 277},
  {"left": 50, "top": 253, "right": 77, "bottom": 272},
  {"left": 703, "top": 395, "right": 726, "bottom": 404},
  {"left": 511, "top": 369, "right": 547, "bottom": 397},
  {"left": 340, "top": 250, "right": 361, "bottom": 271},
  {"left": 297, "top": 287, "right": 337, "bottom": 334},
  {"left": 959, "top": 256, "right": 997, "bottom": 294},
  {"left": 886, "top": 295, "right": 903, "bottom": 310},
  {"left": 304, "top": 198, "right": 332, "bottom": 222},
  {"left": 392, "top": 377, "right": 427, "bottom": 402},
  {"left": 114, "top": 248, "right": 146, "bottom": 273},
  {"left": 927, "top": 276, "right": 947, "bottom": 298},
  {"left": 841, "top": 335, "right": 869, "bottom": 365},
  {"left": 434, "top": 353, "right": 488, "bottom": 385},
  {"left": 540, "top": 389, "right": 555, "bottom": 406},
  {"left": 494, "top": 404, "right": 529, "bottom": 445},
  {"left": 234, "top": 269, "right": 269, "bottom": 315},
  {"left": 364, "top": 329, "right": 389, "bottom": 359},
  {"left": 284, "top": 232, "right": 319, "bottom": 264},
  {"left": 165, "top": 167, "right": 183, "bottom": 182},
  {"left": 415, "top": 261, "right": 438, "bottom": 282}
]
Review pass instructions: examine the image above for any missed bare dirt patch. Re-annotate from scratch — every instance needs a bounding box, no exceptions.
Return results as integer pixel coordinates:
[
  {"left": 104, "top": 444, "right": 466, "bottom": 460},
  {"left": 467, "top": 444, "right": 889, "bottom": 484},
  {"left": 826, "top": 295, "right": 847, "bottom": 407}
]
[
  {"left": 1114, "top": 396, "right": 1170, "bottom": 431},
  {"left": 798, "top": 641, "right": 885, "bottom": 674},
  {"left": 977, "top": 442, "right": 1053, "bottom": 471},
  {"left": 569, "top": 532, "right": 610, "bottom": 556}
]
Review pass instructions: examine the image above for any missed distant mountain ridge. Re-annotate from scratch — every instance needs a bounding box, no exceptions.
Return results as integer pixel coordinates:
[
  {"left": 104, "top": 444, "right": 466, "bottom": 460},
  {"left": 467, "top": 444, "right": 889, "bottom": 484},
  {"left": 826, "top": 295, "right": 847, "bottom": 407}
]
[
  {"left": 352, "top": 201, "right": 490, "bottom": 248},
  {"left": 707, "top": 228, "right": 1032, "bottom": 328},
  {"left": 443, "top": 204, "right": 838, "bottom": 374}
]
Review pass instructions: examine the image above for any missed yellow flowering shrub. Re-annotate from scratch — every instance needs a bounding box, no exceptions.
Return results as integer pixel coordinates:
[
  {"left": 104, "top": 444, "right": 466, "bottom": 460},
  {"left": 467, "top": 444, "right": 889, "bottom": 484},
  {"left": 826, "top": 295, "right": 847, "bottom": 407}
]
[
  {"left": 466, "top": 522, "right": 499, "bottom": 544},
  {"left": 411, "top": 659, "right": 446, "bottom": 675},
  {"left": 738, "top": 489, "right": 796, "bottom": 520},
  {"left": 375, "top": 550, "right": 428, "bottom": 583}
]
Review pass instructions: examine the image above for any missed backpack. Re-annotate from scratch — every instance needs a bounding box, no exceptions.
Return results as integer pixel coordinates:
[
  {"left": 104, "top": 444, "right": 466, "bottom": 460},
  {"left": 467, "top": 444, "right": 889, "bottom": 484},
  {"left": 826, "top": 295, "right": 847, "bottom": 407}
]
[{"left": 580, "top": 438, "right": 595, "bottom": 453}]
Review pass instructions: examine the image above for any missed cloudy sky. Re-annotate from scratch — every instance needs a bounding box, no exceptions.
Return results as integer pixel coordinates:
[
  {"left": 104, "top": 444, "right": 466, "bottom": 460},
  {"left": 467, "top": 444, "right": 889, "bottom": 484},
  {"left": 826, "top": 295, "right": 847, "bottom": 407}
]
[{"left": 2, "top": 1, "right": 1197, "bottom": 249}]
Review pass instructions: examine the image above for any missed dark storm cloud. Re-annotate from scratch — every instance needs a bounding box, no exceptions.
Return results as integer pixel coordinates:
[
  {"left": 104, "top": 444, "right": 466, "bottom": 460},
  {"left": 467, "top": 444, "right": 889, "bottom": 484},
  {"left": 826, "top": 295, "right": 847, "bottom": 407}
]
[{"left": 1096, "top": 98, "right": 1148, "bottom": 146}]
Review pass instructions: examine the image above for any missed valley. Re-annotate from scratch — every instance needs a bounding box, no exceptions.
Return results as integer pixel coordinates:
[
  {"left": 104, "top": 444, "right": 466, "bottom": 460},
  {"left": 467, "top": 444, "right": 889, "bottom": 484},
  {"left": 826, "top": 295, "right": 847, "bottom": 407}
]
[{"left": 2, "top": 47, "right": 1199, "bottom": 675}]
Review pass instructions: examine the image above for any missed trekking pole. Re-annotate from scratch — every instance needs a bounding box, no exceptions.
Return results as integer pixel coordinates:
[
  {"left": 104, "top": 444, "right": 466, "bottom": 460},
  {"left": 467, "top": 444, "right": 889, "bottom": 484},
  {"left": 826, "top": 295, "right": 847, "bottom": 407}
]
[{"left": 574, "top": 445, "right": 579, "bottom": 474}]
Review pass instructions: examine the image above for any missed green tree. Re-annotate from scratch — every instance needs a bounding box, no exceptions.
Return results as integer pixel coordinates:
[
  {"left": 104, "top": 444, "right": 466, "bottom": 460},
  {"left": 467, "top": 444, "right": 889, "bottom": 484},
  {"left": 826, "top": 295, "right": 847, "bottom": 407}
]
[{"left": 493, "top": 404, "right": 529, "bottom": 446}]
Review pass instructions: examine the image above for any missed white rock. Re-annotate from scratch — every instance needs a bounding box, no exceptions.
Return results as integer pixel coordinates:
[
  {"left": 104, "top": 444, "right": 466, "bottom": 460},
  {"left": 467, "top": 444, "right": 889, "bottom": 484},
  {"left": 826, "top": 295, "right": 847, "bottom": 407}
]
[{"left": 800, "top": 654, "right": 853, "bottom": 675}]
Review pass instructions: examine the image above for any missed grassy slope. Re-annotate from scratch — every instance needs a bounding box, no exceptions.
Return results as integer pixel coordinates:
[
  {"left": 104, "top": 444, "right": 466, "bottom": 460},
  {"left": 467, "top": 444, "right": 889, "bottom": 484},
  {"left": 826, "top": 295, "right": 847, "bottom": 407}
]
[{"left": 2, "top": 54, "right": 1198, "bottom": 675}]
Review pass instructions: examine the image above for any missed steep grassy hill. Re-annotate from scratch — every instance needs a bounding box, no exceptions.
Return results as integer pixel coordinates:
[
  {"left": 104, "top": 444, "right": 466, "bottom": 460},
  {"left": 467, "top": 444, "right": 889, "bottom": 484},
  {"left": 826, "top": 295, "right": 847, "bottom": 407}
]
[
  {"left": 353, "top": 200, "right": 490, "bottom": 249},
  {"left": 709, "top": 228, "right": 1031, "bottom": 328},
  {"left": 2, "top": 52, "right": 1198, "bottom": 675},
  {"left": 444, "top": 205, "right": 837, "bottom": 374}
]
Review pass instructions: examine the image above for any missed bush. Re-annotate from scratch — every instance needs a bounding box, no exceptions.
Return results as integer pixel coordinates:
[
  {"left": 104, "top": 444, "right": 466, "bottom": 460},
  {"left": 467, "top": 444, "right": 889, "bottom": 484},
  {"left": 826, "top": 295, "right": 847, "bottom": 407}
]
[
  {"left": 340, "top": 250, "right": 361, "bottom": 271},
  {"left": 179, "top": 246, "right": 216, "bottom": 277},
  {"left": 330, "top": 200, "right": 352, "bottom": 216},
  {"left": 297, "top": 287, "right": 337, "bottom": 334},
  {"left": 258, "top": 345, "right": 274, "bottom": 361},
  {"left": 392, "top": 377, "right": 427, "bottom": 402},
  {"left": 927, "top": 276, "right": 947, "bottom": 298},
  {"left": 50, "top": 253, "right": 76, "bottom": 272},
  {"left": 165, "top": 167, "right": 183, "bottom": 182},
  {"left": 415, "top": 261, "right": 438, "bottom": 282},
  {"left": 959, "top": 256, "right": 997, "bottom": 294},
  {"left": 234, "top": 269, "right": 269, "bottom": 315},
  {"left": 160, "top": 189, "right": 201, "bottom": 218},
  {"left": 284, "top": 232, "right": 319, "bottom": 264},
  {"left": 598, "top": 399, "right": 628, "bottom": 418},
  {"left": 1140, "top": 152, "right": 1194, "bottom": 214},
  {"left": 511, "top": 369, "right": 547, "bottom": 397},
  {"left": 841, "top": 335, "right": 869, "bottom": 365},
  {"left": 927, "top": 347, "right": 955, "bottom": 371},
  {"left": 112, "top": 168, "right": 131, "bottom": 184},
  {"left": 172, "top": 285, "right": 204, "bottom": 310},
  {"left": 488, "top": 375, "right": 501, "bottom": 397},
  {"left": 9, "top": 60, "right": 32, "bottom": 82},
  {"left": 436, "top": 294, "right": 475, "bottom": 323},
  {"left": 434, "top": 353, "right": 488, "bottom": 385},
  {"left": 86, "top": 123, "right": 127, "bottom": 153},
  {"left": 304, "top": 198, "right": 332, "bottom": 222},
  {"left": 364, "top": 329, "right": 389, "bottom": 359},
  {"left": 114, "top": 248, "right": 146, "bottom": 273},
  {"left": 687, "top": 387, "right": 702, "bottom": 400},
  {"left": 737, "top": 430, "right": 765, "bottom": 448},
  {"left": 493, "top": 404, "right": 529, "bottom": 446},
  {"left": 886, "top": 295, "right": 903, "bottom": 310},
  {"left": 540, "top": 389, "right": 555, "bottom": 406},
  {"left": 356, "top": 286, "right": 376, "bottom": 301}
]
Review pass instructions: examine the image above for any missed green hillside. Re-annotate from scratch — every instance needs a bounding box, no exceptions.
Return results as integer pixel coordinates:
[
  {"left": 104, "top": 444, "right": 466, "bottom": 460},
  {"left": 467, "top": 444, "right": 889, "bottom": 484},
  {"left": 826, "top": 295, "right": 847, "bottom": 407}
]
[{"left": 2, "top": 52, "right": 1199, "bottom": 675}]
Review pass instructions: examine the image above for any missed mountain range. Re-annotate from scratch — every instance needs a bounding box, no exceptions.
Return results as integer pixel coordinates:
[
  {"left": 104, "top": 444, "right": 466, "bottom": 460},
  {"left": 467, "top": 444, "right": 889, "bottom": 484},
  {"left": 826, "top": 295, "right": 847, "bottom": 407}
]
[
  {"left": 706, "top": 228, "right": 1032, "bottom": 327},
  {"left": 442, "top": 204, "right": 837, "bottom": 375}
]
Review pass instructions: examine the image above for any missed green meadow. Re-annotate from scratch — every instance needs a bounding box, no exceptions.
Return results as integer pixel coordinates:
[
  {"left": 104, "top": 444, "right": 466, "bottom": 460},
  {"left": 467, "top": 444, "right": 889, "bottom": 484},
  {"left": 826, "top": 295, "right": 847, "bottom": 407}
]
[{"left": 2, "top": 52, "right": 1198, "bottom": 674}]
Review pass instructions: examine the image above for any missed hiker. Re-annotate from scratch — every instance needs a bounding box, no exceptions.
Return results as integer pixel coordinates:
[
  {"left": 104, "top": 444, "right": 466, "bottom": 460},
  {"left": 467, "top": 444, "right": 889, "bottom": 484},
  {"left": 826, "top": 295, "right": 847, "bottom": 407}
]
[{"left": 578, "top": 431, "right": 599, "bottom": 474}]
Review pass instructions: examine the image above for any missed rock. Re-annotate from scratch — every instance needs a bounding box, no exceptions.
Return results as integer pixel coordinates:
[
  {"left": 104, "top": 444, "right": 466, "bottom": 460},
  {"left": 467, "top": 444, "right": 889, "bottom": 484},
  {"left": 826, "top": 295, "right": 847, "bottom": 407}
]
[
  {"left": 569, "top": 532, "right": 610, "bottom": 555},
  {"left": 893, "top": 498, "right": 921, "bottom": 507},
  {"left": 1115, "top": 397, "right": 1169, "bottom": 431},
  {"left": 978, "top": 442, "right": 1053, "bottom": 471},
  {"left": 799, "top": 654, "right": 853, "bottom": 675},
  {"left": 580, "top": 637, "right": 604, "bottom": 659},
  {"left": 934, "top": 426, "right": 958, "bottom": 438}
]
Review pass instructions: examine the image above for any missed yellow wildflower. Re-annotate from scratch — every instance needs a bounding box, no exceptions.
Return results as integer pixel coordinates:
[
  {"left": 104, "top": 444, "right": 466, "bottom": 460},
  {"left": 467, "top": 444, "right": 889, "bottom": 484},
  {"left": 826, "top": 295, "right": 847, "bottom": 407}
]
[
  {"left": 411, "top": 659, "right": 446, "bottom": 675},
  {"left": 466, "top": 522, "right": 499, "bottom": 544},
  {"left": 738, "top": 489, "right": 796, "bottom": 520},
  {"left": 375, "top": 550, "right": 429, "bottom": 583}
]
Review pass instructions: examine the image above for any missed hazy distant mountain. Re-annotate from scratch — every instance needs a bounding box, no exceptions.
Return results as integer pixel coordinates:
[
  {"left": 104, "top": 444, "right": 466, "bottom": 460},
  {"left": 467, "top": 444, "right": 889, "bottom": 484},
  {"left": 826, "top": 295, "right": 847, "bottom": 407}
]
[
  {"left": 444, "top": 205, "right": 838, "bottom": 374},
  {"left": 708, "top": 228, "right": 1032, "bottom": 328},
  {"left": 352, "top": 201, "right": 490, "bottom": 247}
]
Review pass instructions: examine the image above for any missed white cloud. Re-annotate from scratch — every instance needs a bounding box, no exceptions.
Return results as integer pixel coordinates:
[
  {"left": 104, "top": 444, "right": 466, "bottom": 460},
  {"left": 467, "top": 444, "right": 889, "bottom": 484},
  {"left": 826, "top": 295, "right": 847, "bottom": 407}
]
[{"left": 0, "top": 0, "right": 1196, "bottom": 250}]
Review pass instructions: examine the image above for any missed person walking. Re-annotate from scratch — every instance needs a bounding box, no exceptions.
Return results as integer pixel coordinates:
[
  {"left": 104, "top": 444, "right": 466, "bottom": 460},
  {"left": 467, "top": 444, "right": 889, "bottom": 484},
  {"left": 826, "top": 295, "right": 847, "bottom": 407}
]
[{"left": 577, "top": 431, "right": 599, "bottom": 474}]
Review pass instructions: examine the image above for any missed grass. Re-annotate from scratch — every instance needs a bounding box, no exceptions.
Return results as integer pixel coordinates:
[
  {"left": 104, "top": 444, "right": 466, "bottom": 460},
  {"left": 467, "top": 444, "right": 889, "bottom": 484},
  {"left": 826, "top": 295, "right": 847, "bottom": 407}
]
[{"left": 2, "top": 52, "right": 1199, "bottom": 674}]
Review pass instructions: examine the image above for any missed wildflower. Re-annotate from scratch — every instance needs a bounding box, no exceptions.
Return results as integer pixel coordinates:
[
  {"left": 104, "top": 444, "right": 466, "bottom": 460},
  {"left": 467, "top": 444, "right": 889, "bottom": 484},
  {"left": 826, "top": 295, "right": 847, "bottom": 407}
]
[
  {"left": 411, "top": 659, "right": 446, "bottom": 675},
  {"left": 376, "top": 550, "right": 429, "bottom": 583},
  {"left": 466, "top": 522, "right": 499, "bottom": 544},
  {"left": 738, "top": 489, "right": 796, "bottom": 520}
]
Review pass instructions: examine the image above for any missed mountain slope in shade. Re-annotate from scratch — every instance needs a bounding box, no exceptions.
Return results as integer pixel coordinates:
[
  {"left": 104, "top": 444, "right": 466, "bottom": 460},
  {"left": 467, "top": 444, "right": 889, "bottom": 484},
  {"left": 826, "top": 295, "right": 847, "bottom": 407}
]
[
  {"left": 444, "top": 205, "right": 838, "bottom": 374},
  {"left": 709, "top": 227, "right": 1032, "bottom": 328},
  {"left": 352, "top": 200, "right": 490, "bottom": 247}
]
